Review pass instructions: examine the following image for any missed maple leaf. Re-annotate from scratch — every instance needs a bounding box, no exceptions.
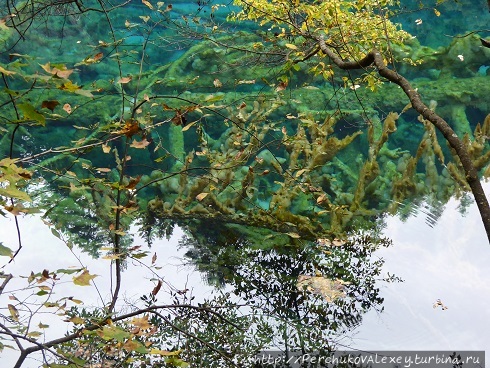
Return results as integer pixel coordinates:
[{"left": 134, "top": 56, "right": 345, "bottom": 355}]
[
  {"left": 130, "top": 138, "right": 150, "bottom": 149},
  {"left": 41, "top": 100, "right": 60, "bottom": 112},
  {"left": 119, "top": 120, "right": 141, "bottom": 137},
  {"left": 73, "top": 269, "right": 97, "bottom": 286},
  {"left": 131, "top": 315, "right": 152, "bottom": 330}
]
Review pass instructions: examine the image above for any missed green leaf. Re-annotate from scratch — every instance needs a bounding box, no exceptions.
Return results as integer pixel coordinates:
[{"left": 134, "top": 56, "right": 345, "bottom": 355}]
[
  {"left": 204, "top": 94, "right": 224, "bottom": 102},
  {"left": 18, "top": 103, "right": 46, "bottom": 126},
  {"left": 51, "top": 228, "right": 61, "bottom": 239},
  {"left": 97, "top": 325, "right": 131, "bottom": 342},
  {"left": 0, "top": 186, "right": 32, "bottom": 202},
  {"left": 0, "top": 243, "right": 13, "bottom": 258},
  {"left": 56, "top": 268, "right": 83, "bottom": 275}
]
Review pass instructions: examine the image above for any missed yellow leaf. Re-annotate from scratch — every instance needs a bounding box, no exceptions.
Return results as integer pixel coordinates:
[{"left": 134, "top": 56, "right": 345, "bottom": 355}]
[
  {"left": 102, "top": 143, "right": 111, "bottom": 153},
  {"left": 8, "top": 304, "right": 19, "bottom": 321},
  {"left": 181, "top": 120, "right": 199, "bottom": 132},
  {"left": 285, "top": 43, "right": 298, "bottom": 50},
  {"left": 150, "top": 348, "right": 182, "bottom": 356},
  {"left": 0, "top": 66, "right": 16, "bottom": 76},
  {"left": 142, "top": 0, "right": 153, "bottom": 9},
  {"left": 73, "top": 269, "right": 97, "bottom": 286},
  {"left": 196, "top": 192, "right": 208, "bottom": 201},
  {"left": 286, "top": 232, "right": 301, "bottom": 238},
  {"left": 131, "top": 315, "right": 152, "bottom": 330},
  {"left": 68, "top": 316, "right": 85, "bottom": 325},
  {"left": 123, "top": 338, "right": 148, "bottom": 353},
  {"left": 295, "top": 169, "right": 306, "bottom": 178},
  {"left": 316, "top": 194, "right": 326, "bottom": 204}
]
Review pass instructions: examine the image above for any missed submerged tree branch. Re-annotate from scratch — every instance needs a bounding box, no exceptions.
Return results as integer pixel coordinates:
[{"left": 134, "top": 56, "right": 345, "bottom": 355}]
[{"left": 318, "top": 37, "right": 490, "bottom": 243}]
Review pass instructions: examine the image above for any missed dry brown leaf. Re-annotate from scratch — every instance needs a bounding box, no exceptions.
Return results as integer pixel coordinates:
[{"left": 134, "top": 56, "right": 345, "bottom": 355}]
[
  {"left": 41, "top": 100, "right": 60, "bottom": 112},
  {"left": 118, "top": 76, "right": 132, "bottom": 84}
]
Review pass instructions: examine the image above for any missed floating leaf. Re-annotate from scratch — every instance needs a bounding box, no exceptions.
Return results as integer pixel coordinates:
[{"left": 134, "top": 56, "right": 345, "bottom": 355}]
[
  {"left": 296, "top": 275, "right": 348, "bottom": 302},
  {"left": 73, "top": 270, "right": 97, "bottom": 286},
  {"left": 62, "top": 103, "right": 72, "bottom": 114}
]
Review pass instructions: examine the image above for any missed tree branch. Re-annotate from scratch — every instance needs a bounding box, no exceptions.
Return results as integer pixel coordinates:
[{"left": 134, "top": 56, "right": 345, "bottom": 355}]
[{"left": 318, "top": 37, "right": 490, "bottom": 243}]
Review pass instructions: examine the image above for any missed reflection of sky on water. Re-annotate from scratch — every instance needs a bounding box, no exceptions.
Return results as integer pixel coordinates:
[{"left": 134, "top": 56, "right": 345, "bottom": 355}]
[
  {"left": 1, "top": 186, "right": 490, "bottom": 366},
  {"left": 351, "top": 185, "right": 490, "bottom": 353}
]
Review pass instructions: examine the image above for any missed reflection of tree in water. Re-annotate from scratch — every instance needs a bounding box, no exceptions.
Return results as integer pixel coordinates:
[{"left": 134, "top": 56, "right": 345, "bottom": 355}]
[{"left": 178, "top": 220, "right": 391, "bottom": 353}]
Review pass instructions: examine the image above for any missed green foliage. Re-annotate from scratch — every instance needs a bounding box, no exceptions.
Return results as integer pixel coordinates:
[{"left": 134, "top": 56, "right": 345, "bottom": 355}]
[{"left": 0, "top": 0, "right": 489, "bottom": 366}]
